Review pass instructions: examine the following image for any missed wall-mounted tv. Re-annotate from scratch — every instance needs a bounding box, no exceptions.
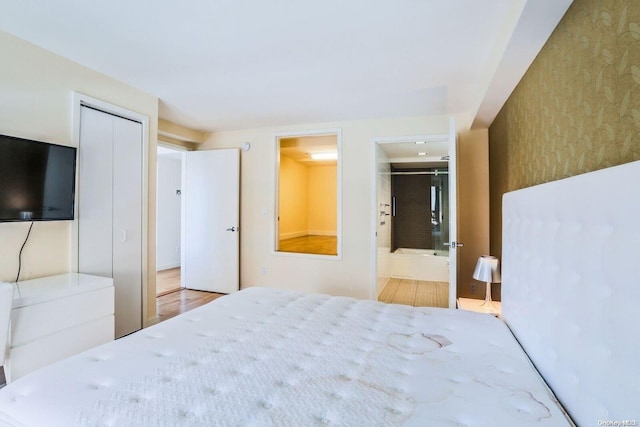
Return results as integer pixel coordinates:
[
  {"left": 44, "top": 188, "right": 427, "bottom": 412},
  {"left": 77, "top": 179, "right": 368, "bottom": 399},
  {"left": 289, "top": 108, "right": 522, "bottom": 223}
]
[{"left": 0, "top": 134, "right": 77, "bottom": 222}]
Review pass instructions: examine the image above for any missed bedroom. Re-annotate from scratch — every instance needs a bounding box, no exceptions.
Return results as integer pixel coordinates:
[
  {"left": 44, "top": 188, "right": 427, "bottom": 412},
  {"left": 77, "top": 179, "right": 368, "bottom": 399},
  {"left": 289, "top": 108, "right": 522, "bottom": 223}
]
[
  {"left": 0, "top": 0, "right": 638, "bottom": 424},
  {"left": 2, "top": 0, "right": 636, "bottom": 317},
  {"left": 0, "top": 0, "right": 569, "bottom": 321}
]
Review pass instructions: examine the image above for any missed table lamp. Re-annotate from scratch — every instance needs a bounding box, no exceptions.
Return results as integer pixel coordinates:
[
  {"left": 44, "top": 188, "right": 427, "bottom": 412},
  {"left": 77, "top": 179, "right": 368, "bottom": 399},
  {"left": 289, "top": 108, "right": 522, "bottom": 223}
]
[{"left": 472, "top": 255, "right": 501, "bottom": 314}]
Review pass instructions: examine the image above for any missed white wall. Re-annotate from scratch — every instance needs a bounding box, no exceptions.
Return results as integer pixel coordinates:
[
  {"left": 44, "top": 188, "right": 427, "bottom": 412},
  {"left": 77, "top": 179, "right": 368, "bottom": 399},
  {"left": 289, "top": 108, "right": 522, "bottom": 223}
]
[
  {"left": 156, "top": 155, "right": 182, "bottom": 271},
  {"left": 201, "top": 115, "right": 449, "bottom": 299},
  {"left": 0, "top": 30, "right": 159, "bottom": 322}
]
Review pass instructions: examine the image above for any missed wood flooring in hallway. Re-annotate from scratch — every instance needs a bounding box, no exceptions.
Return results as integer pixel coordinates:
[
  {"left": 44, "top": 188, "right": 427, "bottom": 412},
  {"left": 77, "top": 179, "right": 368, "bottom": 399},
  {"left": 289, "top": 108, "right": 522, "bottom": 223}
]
[
  {"left": 156, "top": 267, "right": 181, "bottom": 296},
  {"left": 156, "top": 288, "right": 225, "bottom": 323}
]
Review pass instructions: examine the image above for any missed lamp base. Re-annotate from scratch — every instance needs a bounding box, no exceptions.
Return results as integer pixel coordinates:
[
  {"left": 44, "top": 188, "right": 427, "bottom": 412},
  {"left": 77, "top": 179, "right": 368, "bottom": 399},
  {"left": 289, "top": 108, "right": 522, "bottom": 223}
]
[
  {"left": 479, "top": 299, "right": 500, "bottom": 314},
  {"left": 479, "top": 282, "right": 499, "bottom": 315}
]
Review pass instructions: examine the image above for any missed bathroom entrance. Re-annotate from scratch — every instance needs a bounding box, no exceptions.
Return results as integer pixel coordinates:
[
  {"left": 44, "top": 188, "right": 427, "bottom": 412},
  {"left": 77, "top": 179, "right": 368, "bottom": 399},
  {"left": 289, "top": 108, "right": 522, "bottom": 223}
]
[
  {"left": 373, "top": 121, "right": 458, "bottom": 308},
  {"left": 379, "top": 165, "right": 451, "bottom": 307}
]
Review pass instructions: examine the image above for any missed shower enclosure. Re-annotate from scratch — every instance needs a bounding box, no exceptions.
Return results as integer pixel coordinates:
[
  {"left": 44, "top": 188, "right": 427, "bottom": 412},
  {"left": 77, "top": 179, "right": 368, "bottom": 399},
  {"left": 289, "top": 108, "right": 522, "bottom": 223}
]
[
  {"left": 386, "top": 167, "right": 450, "bottom": 283},
  {"left": 391, "top": 168, "right": 449, "bottom": 256}
]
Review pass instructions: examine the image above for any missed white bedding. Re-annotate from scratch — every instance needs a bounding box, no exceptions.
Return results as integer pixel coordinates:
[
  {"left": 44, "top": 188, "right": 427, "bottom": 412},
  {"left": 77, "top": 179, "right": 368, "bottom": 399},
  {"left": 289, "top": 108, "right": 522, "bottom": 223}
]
[{"left": 0, "top": 288, "right": 571, "bottom": 426}]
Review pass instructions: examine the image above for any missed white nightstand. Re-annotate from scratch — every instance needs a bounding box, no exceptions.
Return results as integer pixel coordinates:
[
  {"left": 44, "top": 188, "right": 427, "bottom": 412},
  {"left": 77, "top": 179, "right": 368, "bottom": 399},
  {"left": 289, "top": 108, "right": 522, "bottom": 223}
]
[{"left": 457, "top": 297, "right": 501, "bottom": 317}]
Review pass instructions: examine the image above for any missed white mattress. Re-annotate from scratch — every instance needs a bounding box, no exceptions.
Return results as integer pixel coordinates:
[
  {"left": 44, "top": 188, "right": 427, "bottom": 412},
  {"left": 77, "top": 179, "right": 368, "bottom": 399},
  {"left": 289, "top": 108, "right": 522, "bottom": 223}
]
[{"left": 0, "top": 288, "right": 571, "bottom": 426}]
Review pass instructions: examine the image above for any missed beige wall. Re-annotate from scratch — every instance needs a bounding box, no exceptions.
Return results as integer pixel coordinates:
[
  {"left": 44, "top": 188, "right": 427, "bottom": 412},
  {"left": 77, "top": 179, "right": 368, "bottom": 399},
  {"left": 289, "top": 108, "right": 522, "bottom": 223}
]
[
  {"left": 278, "top": 158, "right": 337, "bottom": 239},
  {"left": 307, "top": 165, "right": 337, "bottom": 235},
  {"left": 0, "top": 31, "right": 159, "bottom": 322},
  {"left": 201, "top": 115, "right": 450, "bottom": 299},
  {"left": 489, "top": 0, "right": 640, "bottom": 259},
  {"left": 278, "top": 155, "right": 309, "bottom": 238},
  {"left": 457, "top": 130, "right": 490, "bottom": 299}
]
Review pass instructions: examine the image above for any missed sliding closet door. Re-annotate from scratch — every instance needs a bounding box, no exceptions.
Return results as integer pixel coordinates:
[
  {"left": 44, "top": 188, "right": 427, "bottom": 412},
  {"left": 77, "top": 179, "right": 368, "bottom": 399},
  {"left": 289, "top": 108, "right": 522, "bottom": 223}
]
[
  {"left": 112, "top": 118, "right": 142, "bottom": 338},
  {"left": 78, "top": 107, "right": 114, "bottom": 278},
  {"left": 79, "top": 106, "right": 142, "bottom": 339}
]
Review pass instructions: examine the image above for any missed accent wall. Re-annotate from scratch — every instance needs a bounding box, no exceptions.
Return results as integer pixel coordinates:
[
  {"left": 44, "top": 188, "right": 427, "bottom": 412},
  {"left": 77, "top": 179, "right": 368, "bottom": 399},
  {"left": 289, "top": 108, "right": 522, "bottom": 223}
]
[{"left": 489, "top": 0, "right": 640, "bottom": 258}]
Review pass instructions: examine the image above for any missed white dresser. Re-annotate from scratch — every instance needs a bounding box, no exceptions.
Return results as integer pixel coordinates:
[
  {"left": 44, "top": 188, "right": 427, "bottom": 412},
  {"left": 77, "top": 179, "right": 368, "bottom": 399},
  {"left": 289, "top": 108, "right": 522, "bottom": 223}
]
[{"left": 6, "top": 273, "right": 114, "bottom": 382}]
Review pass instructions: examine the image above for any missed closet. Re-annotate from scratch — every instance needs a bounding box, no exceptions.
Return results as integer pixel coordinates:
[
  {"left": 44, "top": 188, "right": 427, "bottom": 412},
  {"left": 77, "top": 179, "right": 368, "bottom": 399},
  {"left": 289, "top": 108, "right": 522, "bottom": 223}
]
[{"left": 78, "top": 105, "right": 142, "bottom": 339}]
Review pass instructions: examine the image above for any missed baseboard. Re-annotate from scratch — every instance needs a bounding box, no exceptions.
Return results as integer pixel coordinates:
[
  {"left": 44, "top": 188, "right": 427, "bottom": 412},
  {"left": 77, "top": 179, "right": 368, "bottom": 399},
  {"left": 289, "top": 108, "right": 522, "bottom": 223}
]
[
  {"left": 279, "top": 231, "right": 308, "bottom": 240},
  {"left": 279, "top": 231, "right": 337, "bottom": 239},
  {"left": 307, "top": 230, "right": 337, "bottom": 237}
]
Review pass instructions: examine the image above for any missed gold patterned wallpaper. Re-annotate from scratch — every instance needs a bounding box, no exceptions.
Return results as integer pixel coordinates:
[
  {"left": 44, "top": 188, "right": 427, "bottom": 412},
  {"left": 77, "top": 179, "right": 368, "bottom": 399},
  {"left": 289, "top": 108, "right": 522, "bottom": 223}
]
[{"left": 489, "top": 0, "right": 640, "bottom": 258}]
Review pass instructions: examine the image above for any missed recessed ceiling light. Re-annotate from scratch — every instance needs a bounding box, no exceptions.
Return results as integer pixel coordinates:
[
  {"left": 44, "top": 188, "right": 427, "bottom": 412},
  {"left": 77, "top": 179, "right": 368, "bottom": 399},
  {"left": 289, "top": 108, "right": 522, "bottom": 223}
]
[
  {"left": 311, "top": 152, "right": 338, "bottom": 160},
  {"left": 417, "top": 152, "right": 427, "bottom": 156},
  {"left": 415, "top": 141, "right": 426, "bottom": 144}
]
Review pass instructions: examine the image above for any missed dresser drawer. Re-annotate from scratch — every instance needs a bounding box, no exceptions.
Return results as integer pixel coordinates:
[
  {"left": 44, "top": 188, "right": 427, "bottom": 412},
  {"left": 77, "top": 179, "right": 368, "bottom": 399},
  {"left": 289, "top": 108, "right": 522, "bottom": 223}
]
[
  {"left": 11, "top": 286, "right": 114, "bottom": 347},
  {"left": 7, "top": 315, "right": 114, "bottom": 382}
]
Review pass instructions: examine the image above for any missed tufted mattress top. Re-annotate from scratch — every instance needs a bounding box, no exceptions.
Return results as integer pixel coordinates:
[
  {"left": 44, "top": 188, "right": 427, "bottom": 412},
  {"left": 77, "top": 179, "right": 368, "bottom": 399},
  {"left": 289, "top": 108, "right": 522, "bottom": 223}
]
[{"left": 0, "top": 287, "right": 571, "bottom": 426}]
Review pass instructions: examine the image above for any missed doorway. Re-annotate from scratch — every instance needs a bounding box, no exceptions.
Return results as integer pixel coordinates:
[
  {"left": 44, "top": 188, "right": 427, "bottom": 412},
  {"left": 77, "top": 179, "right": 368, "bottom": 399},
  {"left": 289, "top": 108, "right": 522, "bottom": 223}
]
[
  {"left": 373, "top": 124, "right": 457, "bottom": 308},
  {"left": 156, "top": 145, "right": 184, "bottom": 296},
  {"left": 156, "top": 147, "right": 240, "bottom": 295}
]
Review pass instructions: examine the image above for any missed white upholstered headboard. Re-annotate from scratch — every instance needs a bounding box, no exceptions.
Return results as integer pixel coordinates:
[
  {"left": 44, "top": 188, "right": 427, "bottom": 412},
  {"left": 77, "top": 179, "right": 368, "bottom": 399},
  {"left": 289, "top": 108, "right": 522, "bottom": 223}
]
[{"left": 502, "top": 161, "right": 640, "bottom": 426}]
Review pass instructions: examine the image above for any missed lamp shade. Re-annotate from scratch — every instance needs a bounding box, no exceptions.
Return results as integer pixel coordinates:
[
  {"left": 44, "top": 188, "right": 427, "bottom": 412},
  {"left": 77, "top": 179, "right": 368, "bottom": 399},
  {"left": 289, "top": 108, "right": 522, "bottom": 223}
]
[{"left": 472, "top": 255, "right": 501, "bottom": 283}]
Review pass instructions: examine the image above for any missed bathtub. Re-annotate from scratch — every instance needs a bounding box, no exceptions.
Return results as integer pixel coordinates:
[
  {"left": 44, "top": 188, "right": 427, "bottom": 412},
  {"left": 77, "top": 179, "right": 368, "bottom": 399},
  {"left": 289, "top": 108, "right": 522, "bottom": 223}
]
[{"left": 389, "top": 248, "right": 449, "bottom": 282}]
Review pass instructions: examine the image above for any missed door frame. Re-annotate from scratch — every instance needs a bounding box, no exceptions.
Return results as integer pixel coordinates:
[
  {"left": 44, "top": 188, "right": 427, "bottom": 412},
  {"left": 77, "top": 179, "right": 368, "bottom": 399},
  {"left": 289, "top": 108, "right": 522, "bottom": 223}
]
[
  {"left": 370, "top": 118, "right": 457, "bottom": 307},
  {"left": 71, "top": 92, "right": 150, "bottom": 323}
]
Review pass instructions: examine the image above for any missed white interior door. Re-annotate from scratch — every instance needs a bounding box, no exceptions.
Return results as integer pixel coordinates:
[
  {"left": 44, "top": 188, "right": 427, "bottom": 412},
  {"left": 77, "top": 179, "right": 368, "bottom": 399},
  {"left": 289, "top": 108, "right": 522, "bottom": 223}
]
[
  {"left": 447, "top": 117, "right": 458, "bottom": 308},
  {"left": 112, "top": 117, "right": 142, "bottom": 337},
  {"left": 182, "top": 149, "right": 240, "bottom": 293},
  {"left": 78, "top": 107, "right": 113, "bottom": 278}
]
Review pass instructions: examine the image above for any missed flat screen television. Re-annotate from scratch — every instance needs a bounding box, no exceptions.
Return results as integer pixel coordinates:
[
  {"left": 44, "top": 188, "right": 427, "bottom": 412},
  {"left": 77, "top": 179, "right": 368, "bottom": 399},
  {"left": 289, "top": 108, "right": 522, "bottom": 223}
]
[{"left": 0, "top": 134, "right": 77, "bottom": 222}]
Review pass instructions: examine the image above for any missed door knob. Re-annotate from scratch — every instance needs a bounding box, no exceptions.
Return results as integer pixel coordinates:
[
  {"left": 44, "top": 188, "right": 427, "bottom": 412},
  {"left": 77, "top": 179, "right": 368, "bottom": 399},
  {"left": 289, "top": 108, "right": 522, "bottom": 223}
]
[{"left": 226, "top": 227, "right": 238, "bottom": 232}]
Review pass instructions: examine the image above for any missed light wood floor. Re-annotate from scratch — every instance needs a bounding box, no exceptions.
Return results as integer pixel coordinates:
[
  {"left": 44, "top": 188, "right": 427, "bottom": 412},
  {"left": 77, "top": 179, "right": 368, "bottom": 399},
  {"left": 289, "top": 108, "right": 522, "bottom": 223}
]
[
  {"left": 156, "top": 288, "right": 224, "bottom": 323},
  {"left": 378, "top": 278, "right": 449, "bottom": 308},
  {"left": 156, "top": 267, "right": 181, "bottom": 296},
  {"left": 279, "top": 235, "right": 337, "bottom": 255}
]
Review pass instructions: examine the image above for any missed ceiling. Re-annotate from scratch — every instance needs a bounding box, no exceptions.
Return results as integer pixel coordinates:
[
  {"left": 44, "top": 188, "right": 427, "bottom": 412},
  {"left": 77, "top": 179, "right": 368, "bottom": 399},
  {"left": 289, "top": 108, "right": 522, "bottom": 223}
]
[
  {"left": 0, "top": 0, "right": 572, "bottom": 133},
  {"left": 378, "top": 135, "right": 450, "bottom": 164},
  {"left": 280, "top": 135, "right": 337, "bottom": 166}
]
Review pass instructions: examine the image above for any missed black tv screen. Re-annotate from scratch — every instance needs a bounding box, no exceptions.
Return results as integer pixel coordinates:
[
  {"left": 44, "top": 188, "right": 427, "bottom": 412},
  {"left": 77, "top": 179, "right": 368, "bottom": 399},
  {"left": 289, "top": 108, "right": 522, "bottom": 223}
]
[{"left": 0, "top": 134, "right": 77, "bottom": 222}]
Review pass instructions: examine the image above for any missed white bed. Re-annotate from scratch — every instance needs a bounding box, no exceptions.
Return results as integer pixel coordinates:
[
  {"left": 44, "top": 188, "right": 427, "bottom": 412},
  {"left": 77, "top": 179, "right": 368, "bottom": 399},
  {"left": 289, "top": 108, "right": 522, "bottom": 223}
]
[
  {"left": 1, "top": 160, "right": 638, "bottom": 426},
  {"left": 0, "top": 287, "right": 569, "bottom": 426}
]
